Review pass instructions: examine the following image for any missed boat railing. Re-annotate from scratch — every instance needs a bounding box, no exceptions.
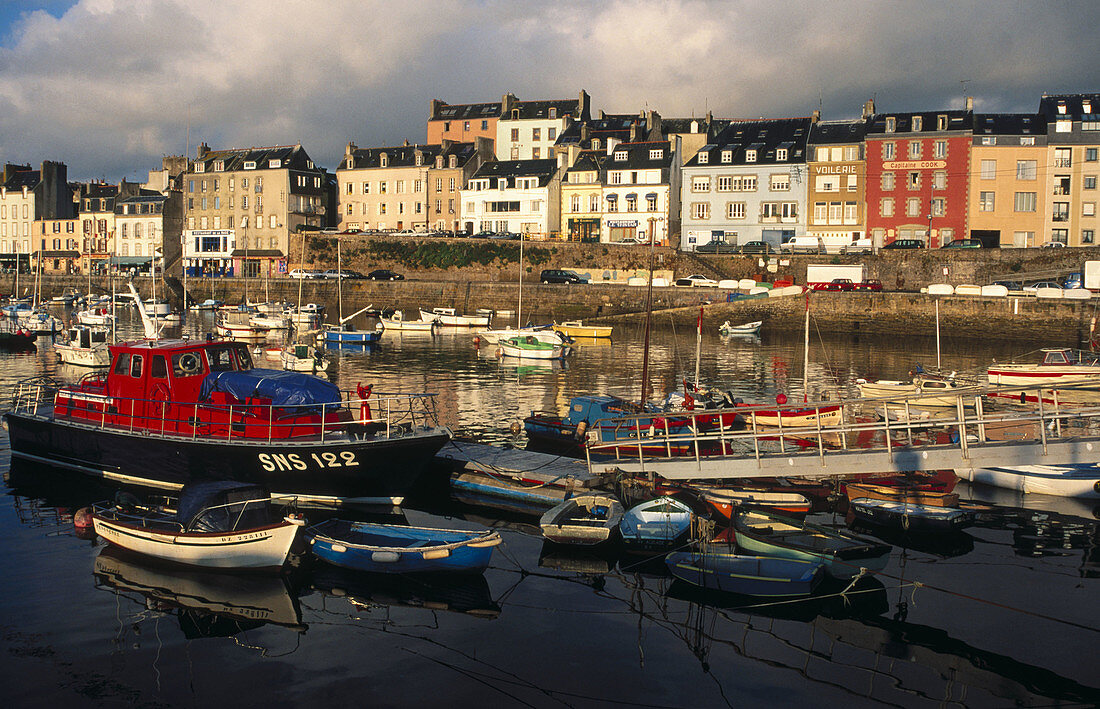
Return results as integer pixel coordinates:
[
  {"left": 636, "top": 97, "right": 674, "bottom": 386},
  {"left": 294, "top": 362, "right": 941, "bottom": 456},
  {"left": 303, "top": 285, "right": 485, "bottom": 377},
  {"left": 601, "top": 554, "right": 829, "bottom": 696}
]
[
  {"left": 9, "top": 378, "right": 442, "bottom": 442},
  {"left": 583, "top": 381, "right": 1100, "bottom": 476},
  {"left": 92, "top": 497, "right": 271, "bottom": 533}
]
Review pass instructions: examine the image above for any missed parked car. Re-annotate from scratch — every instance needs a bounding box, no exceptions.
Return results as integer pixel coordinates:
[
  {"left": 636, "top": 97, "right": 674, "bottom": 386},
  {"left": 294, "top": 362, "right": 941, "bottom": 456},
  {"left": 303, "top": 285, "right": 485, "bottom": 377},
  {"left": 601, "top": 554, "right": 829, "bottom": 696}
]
[
  {"left": 843, "top": 238, "right": 873, "bottom": 254},
  {"left": 1041, "top": 241, "right": 1066, "bottom": 248},
  {"left": 289, "top": 268, "right": 322, "bottom": 279},
  {"left": 540, "top": 269, "right": 589, "bottom": 284},
  {"left": 617, "top": 237, "right": 643, "bottom": 244},
  {"left": 321, "top": 269, "right": 355, "bottom": 279},
  {"left": 695, "top": 240, "right": 739, "bottom": 254},
  {"left": 852, "top": 279, "right": 883, "bottom": 292},
  {"left": 779, "top": 236, "right": 825, "bottom": 254},
  {"left": 738, "top": 241, "right": 775, "bottom": 254},
  {"left": 367, "top": 269, "right": 404, "bottom": 281},
  {"left": 882, "top": 239, "right": 926, "bottom": 249},
  {"left": 1063, "top": 272, "right": 1084, "bottom": 289},
  {"left": 941, "top": 238, "right": 982, "bottom": 249},
  {"left": 675, "top": 274, "right": 718, "bottom": 288},
  {"left": 993, "top": 280, "right": 1023, "bottom": 291},
  {"left": 1023, "top": 281, "right": 1062, "bottom": 292},
  {"left": 813, "top": 278, "right": 854, "bottom": 292},
  {"left": 471, "top": 230, "right": 495, "bottom": 239}
]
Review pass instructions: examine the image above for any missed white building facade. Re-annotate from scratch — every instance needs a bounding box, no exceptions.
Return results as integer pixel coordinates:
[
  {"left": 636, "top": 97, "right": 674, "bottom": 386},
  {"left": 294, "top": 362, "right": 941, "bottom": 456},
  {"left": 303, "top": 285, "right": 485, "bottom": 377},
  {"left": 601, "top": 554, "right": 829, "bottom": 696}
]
[{"left": 461, "top": 159, "right": 562, "bottom": 237}]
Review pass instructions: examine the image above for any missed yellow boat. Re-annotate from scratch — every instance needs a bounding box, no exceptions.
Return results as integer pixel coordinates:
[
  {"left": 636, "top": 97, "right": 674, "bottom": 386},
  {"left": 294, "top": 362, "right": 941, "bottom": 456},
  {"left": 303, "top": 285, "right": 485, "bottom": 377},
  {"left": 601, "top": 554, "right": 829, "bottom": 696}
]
[{"left": 552, "top": 320, "right": 613, "bottom": 339}]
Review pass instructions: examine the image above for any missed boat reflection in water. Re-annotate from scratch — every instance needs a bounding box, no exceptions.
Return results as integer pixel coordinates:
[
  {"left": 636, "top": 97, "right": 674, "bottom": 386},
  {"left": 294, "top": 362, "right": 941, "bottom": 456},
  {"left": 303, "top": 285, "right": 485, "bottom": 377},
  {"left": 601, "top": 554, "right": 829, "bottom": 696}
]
[
  {"left": 310, "top": 565, "right": 501, "bottom": 620},
  {"left": 93, "top": 546, "right": 307, "bottom": 638}
]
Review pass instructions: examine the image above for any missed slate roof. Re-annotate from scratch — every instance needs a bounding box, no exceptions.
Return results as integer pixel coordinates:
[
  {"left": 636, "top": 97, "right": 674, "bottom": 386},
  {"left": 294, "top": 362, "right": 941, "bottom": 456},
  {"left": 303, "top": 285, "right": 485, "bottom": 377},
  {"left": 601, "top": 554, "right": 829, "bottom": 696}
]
[
  {"left": 1038, "top": 93, "right": 1100, "bottom": 120},
  {"left": 602, "top": 141, "right": 674, "bottom": 171},
  {"left": 430, "top": 101, "right": 502, "bottom": 121},
  {"left": 564, "top": 150, "right": 606, "bottom": 175},
  {"left": 686, "top": 118, "right": 812, "bottom": 167},
  {"left": 556, "top": 114, "right": 645, "bottom": 148},
  {"left": 4, "top": 169, "right": 40, "bottom": 190},
  {"left": 972, "top": 113, "right": 1047, "bottom": 136},
  {"left": 193, "top": 144, "right": 320, "bottom": 174},
  {"left": 506, "top": 98, "right": 587, "bottom": 121},
  {"left": 469, "top": 159, "right": 558, "bottom": 188},
  {"left": 809, "top": 118, "right": 871, "bottom": 146},
  {"left": 867, "top": 110, "right": 973, "bottom": 135},
  {"left": 338, "top": 142, "right": 477, "bottom": 171}
]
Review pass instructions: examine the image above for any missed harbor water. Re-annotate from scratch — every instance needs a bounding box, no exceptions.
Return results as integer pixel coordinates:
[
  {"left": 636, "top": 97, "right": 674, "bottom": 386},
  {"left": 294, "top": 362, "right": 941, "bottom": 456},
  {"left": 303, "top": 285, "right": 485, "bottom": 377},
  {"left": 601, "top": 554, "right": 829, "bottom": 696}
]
[{"left": 0, "top": 308, "right": 1096, "bottom": 708}]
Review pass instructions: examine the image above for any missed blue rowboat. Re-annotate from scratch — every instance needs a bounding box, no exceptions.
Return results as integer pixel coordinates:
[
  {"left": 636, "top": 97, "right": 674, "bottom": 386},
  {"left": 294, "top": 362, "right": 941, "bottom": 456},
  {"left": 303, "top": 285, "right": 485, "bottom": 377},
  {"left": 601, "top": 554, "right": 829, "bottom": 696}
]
[
  {"left": 730, "top": 509, "right": 891, "bottom": 580},
  {"left": 306, "top": 519, "right": 502, "bottom": 574},
  {"left": 665, "top": 551, "right": 823, "bottom": 597},
  {"left": 321, "top": 325, "right": 382, "bottom": 345},
  {"left": 619, "top": 497, "right": 693, "bottom": 551}
]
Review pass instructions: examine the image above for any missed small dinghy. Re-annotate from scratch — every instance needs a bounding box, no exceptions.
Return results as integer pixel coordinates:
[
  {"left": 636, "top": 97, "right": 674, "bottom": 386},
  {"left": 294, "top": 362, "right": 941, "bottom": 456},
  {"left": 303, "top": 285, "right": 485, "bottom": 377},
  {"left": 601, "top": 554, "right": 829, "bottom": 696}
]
[
  {"left": 539, "top": 494, "right": 624, "bottom": 546},
  {"left": 665, "top": 551, "right": 823, "bottom": 597},
  {"left": 619, "top": 497, "right": 693, "bottom": 551},
  {"left": 690, "top": 484, "right": 812, "bottom": 519},
  {"left": 849, "top": 498, "right": 973, "bottom": 532},
  {"left": 90, "top": 481, "right": 304, "bottom": 570},
  {"left": 306, "top": 519, "right": 502, "bottom": 574},
  {"left": 843, "top": 482, "right": 959, "bottom": 508},
  {"left": 730, "top": 509, "right": 891, "bottom": 580},
  {"left": 718, "top": 320, "right": 763, "bottom": 336}
]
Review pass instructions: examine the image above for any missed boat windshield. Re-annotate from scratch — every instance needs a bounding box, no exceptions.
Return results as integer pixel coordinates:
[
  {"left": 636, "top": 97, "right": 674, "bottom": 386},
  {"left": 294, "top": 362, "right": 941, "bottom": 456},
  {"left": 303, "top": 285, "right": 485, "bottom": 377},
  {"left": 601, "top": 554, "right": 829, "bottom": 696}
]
[{"left": 206, "top": 343, "right": 254, "bottom": 372}]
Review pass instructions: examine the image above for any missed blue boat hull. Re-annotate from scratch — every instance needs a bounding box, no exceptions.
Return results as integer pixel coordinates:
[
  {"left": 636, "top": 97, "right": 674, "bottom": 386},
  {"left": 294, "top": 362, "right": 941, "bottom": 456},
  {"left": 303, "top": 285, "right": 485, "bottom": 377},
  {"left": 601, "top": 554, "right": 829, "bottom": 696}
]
[
  {"left": 307, "top": 520, "right": 498, "bottom": 574},
  {"left": 323, "top": 330, "right": 381, "bottom": 345},
  {"left": 665, "top": 552, "right": 823, "bottom": 597}
]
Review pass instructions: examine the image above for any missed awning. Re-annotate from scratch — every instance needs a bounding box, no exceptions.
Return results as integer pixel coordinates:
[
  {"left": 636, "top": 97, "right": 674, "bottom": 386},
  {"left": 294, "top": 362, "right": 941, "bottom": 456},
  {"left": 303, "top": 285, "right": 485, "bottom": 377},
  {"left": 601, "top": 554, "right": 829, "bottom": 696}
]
[
  {"left": 110, "top": 256, "right": 153, "bottom": 265},
  {"left": 604, "top": 193, "right": 618, "bottom": 201},
  {"left": 645, "top": 192, "right": 658, "bottom": 199},
  {"left": 625, "top": 193, "right": 637, "bottom": 199},
  {"left": 34, "top": 250, "right": 81, "bottom": 258},
  {"left": 230, "top": 249, "right": 285, "bottom": 258}
]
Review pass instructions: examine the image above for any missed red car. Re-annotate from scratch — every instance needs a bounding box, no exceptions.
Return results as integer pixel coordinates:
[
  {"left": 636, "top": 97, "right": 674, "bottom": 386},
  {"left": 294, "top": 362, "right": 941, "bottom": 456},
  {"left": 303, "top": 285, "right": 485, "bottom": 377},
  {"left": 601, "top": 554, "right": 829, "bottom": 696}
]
[
  {"left": 814, "top": 278, "right": 854, "bottom": 292},
  {"left": 852, "top": 279, "right": 883, "bottom": 292}
]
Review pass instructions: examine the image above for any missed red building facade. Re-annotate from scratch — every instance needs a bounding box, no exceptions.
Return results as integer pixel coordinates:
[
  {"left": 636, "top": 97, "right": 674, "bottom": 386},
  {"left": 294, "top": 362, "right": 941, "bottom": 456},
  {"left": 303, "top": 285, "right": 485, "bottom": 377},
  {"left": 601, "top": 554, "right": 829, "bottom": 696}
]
[{"left": 865, "top": 109, "right": 973, "bottom": 247}]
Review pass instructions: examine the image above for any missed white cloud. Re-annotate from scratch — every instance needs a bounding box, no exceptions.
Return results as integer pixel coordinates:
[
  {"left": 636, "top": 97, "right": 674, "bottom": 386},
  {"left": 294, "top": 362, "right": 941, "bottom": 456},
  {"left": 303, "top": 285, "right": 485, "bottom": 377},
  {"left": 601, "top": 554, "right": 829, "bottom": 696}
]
[{"left": 0, "top": 0, "right": 1096, "bottom": 180}]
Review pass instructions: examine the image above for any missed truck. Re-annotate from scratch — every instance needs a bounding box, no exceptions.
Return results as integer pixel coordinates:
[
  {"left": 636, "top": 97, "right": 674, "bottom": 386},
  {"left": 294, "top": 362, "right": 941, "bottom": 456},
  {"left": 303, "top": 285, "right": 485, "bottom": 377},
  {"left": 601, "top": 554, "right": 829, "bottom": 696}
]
[
  {"left": 1083, "top": 261, "right": 1100, "bottom": 290},
  {"left": 805, "top": 264, "right": 865, "bottom": 289}
]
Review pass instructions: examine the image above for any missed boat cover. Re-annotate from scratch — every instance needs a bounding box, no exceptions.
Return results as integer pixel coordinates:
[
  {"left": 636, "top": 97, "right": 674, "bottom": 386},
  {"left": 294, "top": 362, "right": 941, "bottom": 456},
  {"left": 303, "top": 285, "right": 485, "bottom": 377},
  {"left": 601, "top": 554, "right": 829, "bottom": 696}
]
[
  {"left": 199, "top": 368, "right": 341, "bottom": 411},
  {"left": 178, "top": 480, "right": 274, "bottom": 533}
]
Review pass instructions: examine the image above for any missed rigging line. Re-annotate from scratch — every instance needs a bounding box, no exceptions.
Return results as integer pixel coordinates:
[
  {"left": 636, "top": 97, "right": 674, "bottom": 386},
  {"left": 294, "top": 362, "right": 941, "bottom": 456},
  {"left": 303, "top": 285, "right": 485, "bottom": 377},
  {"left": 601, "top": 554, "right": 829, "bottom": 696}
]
[{"left": 396, "top": 646, "right": 546, "bottom": 709}]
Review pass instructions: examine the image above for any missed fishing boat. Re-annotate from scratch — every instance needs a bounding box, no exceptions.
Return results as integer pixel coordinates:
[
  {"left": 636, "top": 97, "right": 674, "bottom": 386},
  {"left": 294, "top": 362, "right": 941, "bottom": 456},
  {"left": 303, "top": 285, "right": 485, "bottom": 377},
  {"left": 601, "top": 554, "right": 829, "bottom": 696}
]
[
  {"left": 1, "top": 300, "right": 32, "bottom": 318},
  {"left": 250, "top": 312, "right": 289, "bottom": 331},
  {"left": 524, "top": 394, "right": 697, "bottom": 457},
  {"left": 848, "top": 498, "right": 973, "bottom": 532},
  {"left": 498, "top": 334, "right": 565, "bottom": 360},
  {"left": 306, "top": 519, "right": 502, "bottom": 574},
  {"left": 843, "top": 482, "right": 959, "bottom": 508},
  {"left": 54, "top": 325, "right": 110, "bottom": 367},
  {"left": 730, "top": 509, "right": 891, "bottom": 580},
  {"left": 380, "top": 310, "right": 439, "bottom": 332},
  {"left": 279, "top": 342, "right": 329, "bottom": 373},
  {"left": 475, "top": 326, "right": 565, "bottom": 345},
  {"left": 958, "top": 464, "right": 1100, "bottom": 498},
  {"left": 857, "top": 375, "right": 979, "bottom": 408},
  {"left": 76, "top": 306, "right": 115, "bottom": 326},
  {"left": 740, "top": 400, "right": 844, "bottom": 428},
  {"left": 5, "top": 337, "right": 451, "bottom": 506},
  {"left": 419, "top": 307, "right": 490, "bottom": 327},
  {"left": 719, "top": 320, "right": 763, "bottom": 336},
  {"left": 189, "top": 298, "right": 223, "bottom": 311},
  {"left": 987, "top": 348, "right": 1100, "bottom": 388},
  {"left": 539, "top": 493, "right": 624, "bottom": 546},
  {"left": 619, "top": 497, "right": 693, "bottom": 551},
  {"left": 0, "top": 319, "right": 36, "bottom": 350},
  {"left": 552, "top": 320, "right": 612, "bottom": 339},
  {"left": 90, "top": 481, "right": 304, "bottom": 570},
  {"left": 690, "top": 484, "right": 812, "bottom": 519},
  {"left": 16, "top": 308, "right": 61, "bottom": 335},
  {"left": 216, "top": 308, "right": 269, "bottom": 342},
  {"left": 665, "top": 551, "right": 823, "bottom": 597},
  {"left": 321, "top": 321, "right": 382, "bottom": 345},
  {"left": 287, "top": 303, "right": 324, "bottom": 328}
]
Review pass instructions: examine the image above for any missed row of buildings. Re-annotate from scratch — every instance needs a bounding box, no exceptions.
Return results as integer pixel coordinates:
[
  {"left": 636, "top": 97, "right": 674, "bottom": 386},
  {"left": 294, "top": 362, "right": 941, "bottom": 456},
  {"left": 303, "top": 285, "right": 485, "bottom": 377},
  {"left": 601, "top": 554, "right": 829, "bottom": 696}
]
[{"left": 2, "top": 90, "right": 1097, "bottom": 277}]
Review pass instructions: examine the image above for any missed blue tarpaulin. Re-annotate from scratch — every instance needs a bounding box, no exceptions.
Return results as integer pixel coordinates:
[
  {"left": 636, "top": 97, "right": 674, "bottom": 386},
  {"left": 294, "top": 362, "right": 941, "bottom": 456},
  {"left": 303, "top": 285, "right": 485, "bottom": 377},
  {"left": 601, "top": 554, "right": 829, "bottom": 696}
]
[{"left": 200, "top": 368, "right": 341, "bottom": 411}]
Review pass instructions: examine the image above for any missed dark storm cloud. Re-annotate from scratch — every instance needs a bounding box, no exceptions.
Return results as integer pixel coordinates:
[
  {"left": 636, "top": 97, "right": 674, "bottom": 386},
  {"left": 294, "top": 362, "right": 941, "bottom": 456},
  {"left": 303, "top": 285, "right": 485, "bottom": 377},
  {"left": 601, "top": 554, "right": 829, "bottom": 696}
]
[{"left": 0, "top": 0, "right": 1095, "bottom": 181}]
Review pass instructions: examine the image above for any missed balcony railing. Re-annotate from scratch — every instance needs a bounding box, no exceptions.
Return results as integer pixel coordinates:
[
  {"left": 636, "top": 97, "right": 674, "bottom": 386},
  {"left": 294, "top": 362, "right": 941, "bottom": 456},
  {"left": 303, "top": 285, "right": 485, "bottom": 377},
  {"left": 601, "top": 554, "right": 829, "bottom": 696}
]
[
  {"left": 1052, "top": 213, "right": 1070, "bottom": 222},
  {"left": 1054, "top": 158, "right": 1072, "bottom": 167}
]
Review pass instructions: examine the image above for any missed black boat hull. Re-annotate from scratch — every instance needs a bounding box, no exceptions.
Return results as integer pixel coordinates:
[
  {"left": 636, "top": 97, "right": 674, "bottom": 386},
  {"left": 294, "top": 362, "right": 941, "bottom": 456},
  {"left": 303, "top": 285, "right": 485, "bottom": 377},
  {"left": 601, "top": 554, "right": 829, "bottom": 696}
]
[{"left": 4, "top": 412, "right": 450, "bottom": 505}]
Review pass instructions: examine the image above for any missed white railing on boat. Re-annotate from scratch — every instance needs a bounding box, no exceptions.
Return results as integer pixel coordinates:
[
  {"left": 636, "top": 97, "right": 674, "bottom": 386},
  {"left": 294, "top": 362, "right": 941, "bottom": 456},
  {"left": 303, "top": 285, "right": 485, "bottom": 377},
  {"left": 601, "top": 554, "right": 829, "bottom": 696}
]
[
  {"left": 582, "top": 381, "right": 1100, "bottom": 479},
  {"left": 9, "top": 377, "right": 442, "bottom": 443}
]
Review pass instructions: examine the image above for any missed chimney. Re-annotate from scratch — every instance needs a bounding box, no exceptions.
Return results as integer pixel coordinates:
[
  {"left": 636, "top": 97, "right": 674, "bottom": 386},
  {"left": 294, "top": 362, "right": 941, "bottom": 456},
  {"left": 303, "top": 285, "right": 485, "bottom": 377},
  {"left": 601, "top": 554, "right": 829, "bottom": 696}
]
[
  {"left": 197, "top": 142, "right": 210, "bottom": 159},
  {"left": 811, "top": 109, "right": 820, "bottom": 124},
  {"left": 580, "top": 123, "right": 589, "bottom": 142},
  {"left": 346, "top": 142, "right": 356, "bottom": 156},
  {"left": 501, "top": 92, "right": 517, "bottom": 116},
  {"left": 430, "top": 99, "right": 443, "bottom": 119},
  {"left": 606, "top": 137, "right": 621, "bottom": 156},
  {"left": 965, "top": 95, "right": 974, "bottom": 112},
  {"left": 862, "top": 99, "right": 875, "bottom": 119},
  {"left": 578, "top": 89, "right": 591, "bottom": 121},
  {"left": 599, "top": 109, "right": 606, "bottom": 119}
]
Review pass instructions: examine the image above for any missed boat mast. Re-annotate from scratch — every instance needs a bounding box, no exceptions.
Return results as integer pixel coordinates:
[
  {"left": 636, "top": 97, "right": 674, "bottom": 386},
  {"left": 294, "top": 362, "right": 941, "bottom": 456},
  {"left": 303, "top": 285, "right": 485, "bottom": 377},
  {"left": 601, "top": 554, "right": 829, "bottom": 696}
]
[
  {"left": 517, "top": 232, "right": 524, "bottom": 327},
  {"left": 336, "top": 235, "right": 343, "bottom": 331},
  {"left": 694, "top": 305, "right": 703, "bottom": 390},
  {"left": 803, "top": 294, "right": 810, "bottom": 402},
  {"left": 935, "top": 299, "right": 941, "bottom": 370},
  {"left": 639, "top": 232, "right": 656, "bottom": 403},
  {"left": 296, "top": 230, "right": 306, "bottom": 341}
]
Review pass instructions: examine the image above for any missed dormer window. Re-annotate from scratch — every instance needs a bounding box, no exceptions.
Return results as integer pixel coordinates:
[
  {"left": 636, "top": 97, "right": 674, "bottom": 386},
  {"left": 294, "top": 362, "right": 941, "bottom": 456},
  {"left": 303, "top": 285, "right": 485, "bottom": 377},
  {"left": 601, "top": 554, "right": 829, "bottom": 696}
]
[
  {"left": 1058, "top": 102, "right": 1067, "bottom": 114},
  {"left": 1083, "top": 101, "right": 1092, "bottom": 113},
  {"left": 885, "top": 117, "right": 896, "bottom": 133},
  {"left": 745, "top": 150, "right": 757, "bottom": 163},
  {"left": 649, "top": 149, "right": 664, "bottom": 160},
  {"left": 415, "top": 153, "right": 423, "bottom": 166},
  {"left": 213, "top": 160, "right": 224, "bottom": 172},
  {"left": 937, "top": 114, "right": 948, "bottom": 130},
  {"left": 380, "top": 153, "right": 388, "bottom": 167},
  {"left": 243, "top": 161, "right": 256, "bottom": 170},
  {"left": 911, "top": 116, "right": 922, "bottom": 132},
  {"left": 435, "top": 156, "right": 444, "bottom": 168},
  {"left": 549, "top": 107, "right": 557, "bottom": 119},
  {"left": 498, "top": 178, "right": 507, "bottom": 190},
  {"left": 776, "top": 148, "right": 788, "bottom": 161},
  {"left": 721, "top": 150, "right": 732, "bottom": 163},
  {"left": 698, "top": 152, "right": 708, "bottom": 164},
  {"left": 592, "top": 139, "right": 601, "bottom": 150},
  {"left": 449, "top": 156, "right": 457, "bottom": 168},
  {"left": 195, "top": 163, "right": 205, "bottom": 173},
  {"left": 268, "top": 159, "right": 281, "bottom": 169},
  {"left": 614, "top": 150, "right": 628, "bottom": 161}
]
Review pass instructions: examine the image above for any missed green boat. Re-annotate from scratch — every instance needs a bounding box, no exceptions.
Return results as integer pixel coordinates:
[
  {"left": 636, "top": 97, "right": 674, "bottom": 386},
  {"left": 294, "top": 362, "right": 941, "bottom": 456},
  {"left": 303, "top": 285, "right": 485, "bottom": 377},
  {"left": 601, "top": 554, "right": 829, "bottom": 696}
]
[{"left": 498, "top": 335, "right": 565, "bottom": 360}]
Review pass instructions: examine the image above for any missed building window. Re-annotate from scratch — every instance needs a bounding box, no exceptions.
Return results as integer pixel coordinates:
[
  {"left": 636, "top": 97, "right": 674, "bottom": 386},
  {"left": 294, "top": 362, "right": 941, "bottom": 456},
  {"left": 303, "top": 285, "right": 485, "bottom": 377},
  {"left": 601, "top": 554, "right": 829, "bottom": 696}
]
[
  {"left": 649, "top": 149, "right": 663, "bottom": 160},
  {"left": 932, "top": 171, "right": 947, "bottom": 190},
  {"left": 843, "top": 202, "right": 858, "bottom": 224},
  {"left": 1014, "top": 192, "right": 1037, "bottom": 212},
  {"left": 979, "top": 191, "right": 995, "bottom": 211},
  {"left": 981, "top": 159, "right": 996, "bottom": 180},
  {"left": 882, "top": 142, "right": 895, "bottom": 160},
  {"left": 715, "top": 176, "right": 731, "bottom": 192},
  {"left": 691, "top": 177, "right": 710, "bottom": 192},
  {"left": 1052, "top": 202, "right": 1069, "bottom": 221},
  {"left": 931, "top": 197, "right": 945, "bottom": 217},
  {"left": 532, "top": 148, "right": 540, "bottom": 159},
  {"left": 1084, "top": 229, "right": 1095, "bottom": 244},
  {"left": 912, "top": 116, "right": 922, "bottom": 131},
  {"left": 813, "top": 202, "right": 827, "bottom": 222},
  {"left": 933, "top": 140, "right": 947, "bottom": 158},
  {"left": 982, "top": 137, "right": 996, "bottom": 146},
  {"left": 908, "top": 141, "right": 922, "bottom": 159},
  {"left": 697, "top": 152, "right": 708, "bottom": 164},
  {"left": 881, "top": 172, "right": 895, "bottom": 191},
  {"left": 720, "top": 150, "right": 732, "bottom": 164},
  {"left": 532, "top": 128, "right": 541, "bottom": 141},
  {"left": 770, "top": 174, "right": 790, "bottom": 191},
  {"left": 1082, "top": 148, "right": 1098, "bottom": 162},
  {"left": 589, "top": 195, "right": 600, "bottom": 212},
  {"left": 548, "top": 127, "right": 556, "bottom": 140},
  {"left": 691, "top": 203, "right": 710, "bottom": 220},
  {"left": 885, "top": 117, "right": 896, "bottom": 133},
  {"left": 828, "top": 202, "right": 842, "bottom": 223},
  {"left": 906, "top": 198, "right": 921, "bottom": 217},
  {"left": 626, "top": 196, "right": 637, "bottom": 212},
  {"left": 646, "top": 195, "right": 657, "bottom": 211},
  {"left": 745, "top": 150, "right": 757, "bottom": 162},
  {"left": 614, "top": 151, "right": 628, "bottom": 161},
  {"left": 1054, "top": 147, "right": 1072, "bottom": 167},
  {"left": 727, "top": 202, "right": 746, "bottom": 219},
  {"left": 570, "top": 195, "right": 580, "bottom": 212},
  {"left": 1085, "top": 175, "right": 1097, "bottom": 190},
  {"left": 1084, "top": 202, "right": 1096, "bottom": 217},
  {"left": 776, "top": 148, "right": 788, "bottom": 161},
  {"left": 1016, "top": 160, "right": 1037, "bottom": 180},
  {"left": 907, "top": 172, "right": 921, "bottom": 190}
]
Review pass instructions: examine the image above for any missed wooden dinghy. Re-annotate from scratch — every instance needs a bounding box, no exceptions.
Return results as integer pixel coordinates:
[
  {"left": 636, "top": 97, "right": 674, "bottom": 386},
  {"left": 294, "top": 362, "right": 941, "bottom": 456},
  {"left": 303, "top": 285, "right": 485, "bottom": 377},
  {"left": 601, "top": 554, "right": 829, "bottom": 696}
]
[
  {"left": 689, "top": 484, "right": 812, "bottom": 519},
  {"left": 618, "top": 497, "right": 693, "bottom": 551},
  {"left": 539, "top": 494, "right": 624, "bottom": 546},
  {"left": 665, "top": 551, "right": 823, "bottom": 597},
  {"left": 848, "top": 498, "right": 973, "bottom": 533},
  {"left": 843, "top": 482, "right": 959, "bottom": 508},
  {"left": 306, "top": 519, "right": 502, "bottom": 574}
]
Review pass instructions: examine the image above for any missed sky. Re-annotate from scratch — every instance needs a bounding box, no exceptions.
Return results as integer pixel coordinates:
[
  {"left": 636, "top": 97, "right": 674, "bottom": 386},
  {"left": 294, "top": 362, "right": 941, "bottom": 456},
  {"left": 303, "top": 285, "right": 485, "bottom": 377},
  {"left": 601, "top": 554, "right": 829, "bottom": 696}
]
[{"left": 0, "top": 0, "right": 1097, "bottom": 183}]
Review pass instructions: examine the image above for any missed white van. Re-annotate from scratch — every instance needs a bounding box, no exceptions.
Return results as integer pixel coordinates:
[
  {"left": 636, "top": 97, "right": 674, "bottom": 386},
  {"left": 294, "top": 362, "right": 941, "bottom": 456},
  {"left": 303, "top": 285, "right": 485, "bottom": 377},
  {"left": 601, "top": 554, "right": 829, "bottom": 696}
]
[
  {"left": 780, "top": 236, "right": 824, "bottom": 254},
  {"left": 843, "top": 237, "right": 873, "bottom": 254}
]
